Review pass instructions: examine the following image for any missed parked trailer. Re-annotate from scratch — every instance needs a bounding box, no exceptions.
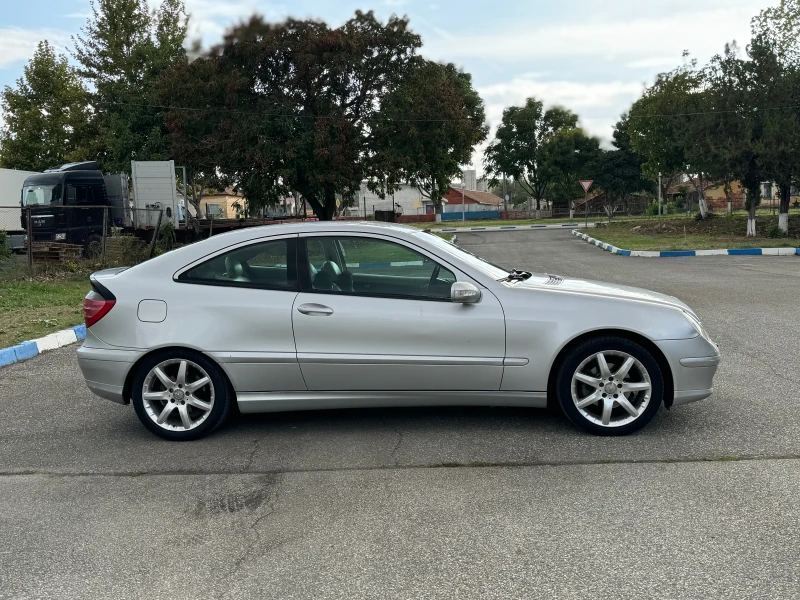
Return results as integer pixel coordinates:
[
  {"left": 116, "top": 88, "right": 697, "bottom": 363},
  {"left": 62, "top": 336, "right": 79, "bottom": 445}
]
[{"left": 1, "top": 167, "right": 39, "bottom": 252}]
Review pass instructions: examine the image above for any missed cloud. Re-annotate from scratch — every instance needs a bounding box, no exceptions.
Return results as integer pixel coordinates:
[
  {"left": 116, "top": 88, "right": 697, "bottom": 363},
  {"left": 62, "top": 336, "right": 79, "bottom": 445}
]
[
  {"left": 479, "top": 75, "right": 643, "bottom": 136},
  {"left": 423, "top": 7, "right": 762, "bottom": 67},
  {"left": 626, "top": 57, "right": 684, "bottom": 70},
  {"left": 0, "top": 28, "right": 70, "bottom": 70},
  {"left": 385, "top": 0, "right": 409, "bottom": 6}
]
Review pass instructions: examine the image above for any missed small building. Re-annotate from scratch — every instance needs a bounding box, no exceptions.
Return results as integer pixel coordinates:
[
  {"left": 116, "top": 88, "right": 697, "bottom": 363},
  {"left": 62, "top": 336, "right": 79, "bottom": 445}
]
[{"left": 441, "top": 187, "right": 503, "bottom": 213}]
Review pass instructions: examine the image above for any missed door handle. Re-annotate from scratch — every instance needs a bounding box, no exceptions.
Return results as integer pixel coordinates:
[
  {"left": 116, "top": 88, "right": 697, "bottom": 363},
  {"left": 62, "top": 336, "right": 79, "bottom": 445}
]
[{"left": 297, "top": 303, "right": 334, "bottom": 316}]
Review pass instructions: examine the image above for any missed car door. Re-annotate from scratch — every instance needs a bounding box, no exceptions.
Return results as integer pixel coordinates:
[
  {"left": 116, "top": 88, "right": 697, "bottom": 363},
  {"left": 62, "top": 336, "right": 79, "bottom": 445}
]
[
  {"left": 174, "top": 234, "right": 307, "bottom": 393},
  {"left": 292, "top": 233, "right": 506, "bottom": 391}
]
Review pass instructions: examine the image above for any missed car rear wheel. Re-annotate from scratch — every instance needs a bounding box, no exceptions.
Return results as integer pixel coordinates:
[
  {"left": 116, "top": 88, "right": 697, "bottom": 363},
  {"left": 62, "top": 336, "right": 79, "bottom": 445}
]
[
  {"left": 131, "top": 350, "right": 232, "bottom": 441},
  {"left": 556, "top": 337, "right": 664, "bottom": 436}
]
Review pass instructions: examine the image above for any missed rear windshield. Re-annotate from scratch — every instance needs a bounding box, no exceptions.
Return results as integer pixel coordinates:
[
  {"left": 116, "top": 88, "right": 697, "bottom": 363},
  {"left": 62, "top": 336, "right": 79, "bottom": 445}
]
[{"left": 22, "top": 184, "right": 62, "bottom": 207}]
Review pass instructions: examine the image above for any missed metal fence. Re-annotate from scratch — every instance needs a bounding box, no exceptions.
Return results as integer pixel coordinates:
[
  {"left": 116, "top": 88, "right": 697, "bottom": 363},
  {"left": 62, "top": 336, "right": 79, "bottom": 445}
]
[{"left": 0, "top": 205, "right": 167, "bottom": 275}]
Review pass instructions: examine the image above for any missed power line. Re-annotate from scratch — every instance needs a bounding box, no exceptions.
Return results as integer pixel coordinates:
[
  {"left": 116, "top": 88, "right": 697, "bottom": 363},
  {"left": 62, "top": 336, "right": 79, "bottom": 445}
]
[{"left": 100, "top": 99, "right": 800, "bottom": 121}]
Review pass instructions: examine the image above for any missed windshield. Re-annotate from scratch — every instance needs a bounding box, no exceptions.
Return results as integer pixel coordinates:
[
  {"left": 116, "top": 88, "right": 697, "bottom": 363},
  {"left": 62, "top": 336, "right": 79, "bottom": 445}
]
[
  {"left": 418, "top": 231, "right": 511, "bottom": 280},
  {"left": 22, "top": 184, "right": 62, "bottom": 207}
]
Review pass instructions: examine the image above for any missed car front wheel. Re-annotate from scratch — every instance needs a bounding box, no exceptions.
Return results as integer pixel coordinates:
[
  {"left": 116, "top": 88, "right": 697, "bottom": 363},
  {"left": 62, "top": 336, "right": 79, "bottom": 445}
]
[
  {"left": 556, "top": 336, "right": 664, "bottom": 436},
  {"left": 131, "top": 350, "right": 232, "bottom": 441}
]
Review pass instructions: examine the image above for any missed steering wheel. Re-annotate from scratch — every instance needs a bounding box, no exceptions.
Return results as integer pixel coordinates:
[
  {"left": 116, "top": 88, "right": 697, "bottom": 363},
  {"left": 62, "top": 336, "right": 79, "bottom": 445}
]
[{"left": 422, "top": 264, "right": 441, "bottom": 291}]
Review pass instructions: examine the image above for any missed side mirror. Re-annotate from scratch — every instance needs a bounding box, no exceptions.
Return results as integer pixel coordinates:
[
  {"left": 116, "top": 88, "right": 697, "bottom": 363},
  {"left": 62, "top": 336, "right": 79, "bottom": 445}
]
[{"left": 451, "top": 281, "right": 482, "bottom": 304}]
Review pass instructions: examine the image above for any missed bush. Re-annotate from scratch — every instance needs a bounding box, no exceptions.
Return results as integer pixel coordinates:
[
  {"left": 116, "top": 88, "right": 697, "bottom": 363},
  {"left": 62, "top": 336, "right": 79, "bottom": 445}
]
[
  {"left": 646, "top": 201, "right": 677, "bottom": 216},
  {"left": 769, "top": 224, "right": 789, "bottom": 238},
  {"left": 0, "top": 231, "right": 9, "bottom": 259}
]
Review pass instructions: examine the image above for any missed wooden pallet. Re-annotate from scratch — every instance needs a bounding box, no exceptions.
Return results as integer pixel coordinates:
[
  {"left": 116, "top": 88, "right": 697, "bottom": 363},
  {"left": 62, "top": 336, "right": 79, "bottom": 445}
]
[{"left": 27, "top": 242, "right": 83, "bottom": 262}]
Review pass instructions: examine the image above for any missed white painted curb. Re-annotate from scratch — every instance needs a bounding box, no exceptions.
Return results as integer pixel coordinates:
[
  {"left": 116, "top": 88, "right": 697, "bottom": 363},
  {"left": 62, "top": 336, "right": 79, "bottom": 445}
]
[{"left": 0, "top": 324, "right": 86, "bottom": 368}]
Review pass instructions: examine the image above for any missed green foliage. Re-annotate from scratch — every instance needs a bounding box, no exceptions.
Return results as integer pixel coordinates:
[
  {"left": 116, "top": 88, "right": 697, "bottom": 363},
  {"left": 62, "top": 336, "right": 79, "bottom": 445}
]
[
  {"left": 646, "top": 200, "right": 677, "bottom": 216},
  {"left": 73, "top": 0, "right": 187, "bottom": 172},
  {"left": 159, "top": 11, "right": 421, "bottom": 221},
  {"left": 156, "top": 221, "right": 176, "bottom": 253},
  {"left": 374, "top": 60, "right": 488, "bottom": 213},
  {"left": 0, "top": 232, "right": 9, "bottom": 258},
  {"left": 0, "top": 41, "right": 91, "bottom": 171},
  {"left": 769, "top": 224, "right": 789, "bottom": 238},
  {"left": 484, "top": 98, "right": 579, "bottom": 209},
  {"left": 588, "top": 116, "right": 653, "bottom": 215},
  {"left": 540, "top": 128, "right": 601, "bottom": 206}
]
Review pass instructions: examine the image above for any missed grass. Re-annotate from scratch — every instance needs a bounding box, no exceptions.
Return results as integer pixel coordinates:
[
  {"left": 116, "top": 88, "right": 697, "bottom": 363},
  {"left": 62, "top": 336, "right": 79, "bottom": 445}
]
[
  {"left": 0, "top": 276, "right": 90, "bottom": 348},
  {"left": 584, "top": 214, "right": 800, "bottom": 251}
]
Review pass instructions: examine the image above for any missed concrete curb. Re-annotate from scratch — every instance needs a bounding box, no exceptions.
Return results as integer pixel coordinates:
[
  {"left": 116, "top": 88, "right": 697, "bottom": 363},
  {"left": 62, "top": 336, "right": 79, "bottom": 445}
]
[
  {"left": 430, "top": 222, "right": 593, "bottom": 233},
  {"left": 0, "top": 324, "right": 86, "bottom": 369},
  {"left": 572, "top": 229, "right": 800, "bottom": 258}
]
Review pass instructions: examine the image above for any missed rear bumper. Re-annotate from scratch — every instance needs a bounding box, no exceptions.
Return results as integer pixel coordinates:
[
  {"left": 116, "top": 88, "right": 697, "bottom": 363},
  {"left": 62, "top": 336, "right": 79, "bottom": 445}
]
[{"left": 77, "top": 345, "right": 142, "bottom": 405}]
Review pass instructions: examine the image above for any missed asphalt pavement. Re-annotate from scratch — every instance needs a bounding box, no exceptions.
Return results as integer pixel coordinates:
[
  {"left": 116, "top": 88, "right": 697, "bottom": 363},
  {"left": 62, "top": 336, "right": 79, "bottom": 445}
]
[{"left": 2, "top": 228, "right": 800, "bottom": 599}]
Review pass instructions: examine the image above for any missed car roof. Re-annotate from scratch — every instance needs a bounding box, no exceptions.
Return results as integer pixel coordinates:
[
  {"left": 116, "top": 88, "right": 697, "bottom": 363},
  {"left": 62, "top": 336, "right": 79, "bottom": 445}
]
[{"left": 200, "top": 220, "right": 423, "bottom": 244}]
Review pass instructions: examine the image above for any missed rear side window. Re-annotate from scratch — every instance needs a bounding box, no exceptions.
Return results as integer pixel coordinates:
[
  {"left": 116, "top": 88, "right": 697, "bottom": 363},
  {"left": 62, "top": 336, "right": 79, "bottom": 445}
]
[{"left": 178, "top": 238, "right": 297, "bottom": 290}]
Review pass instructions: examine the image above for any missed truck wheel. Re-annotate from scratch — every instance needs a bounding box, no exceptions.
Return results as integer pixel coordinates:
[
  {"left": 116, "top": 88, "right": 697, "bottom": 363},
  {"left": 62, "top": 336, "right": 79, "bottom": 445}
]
[{"left": 84, "top": 234, "right": 102, "bottom": 259}]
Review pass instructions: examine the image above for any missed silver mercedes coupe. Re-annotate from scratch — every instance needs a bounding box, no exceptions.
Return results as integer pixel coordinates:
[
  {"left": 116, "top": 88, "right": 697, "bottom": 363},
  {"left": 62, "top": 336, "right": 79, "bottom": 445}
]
[{"left": 77, "top": 222, "right": 719, "bottom": 440}]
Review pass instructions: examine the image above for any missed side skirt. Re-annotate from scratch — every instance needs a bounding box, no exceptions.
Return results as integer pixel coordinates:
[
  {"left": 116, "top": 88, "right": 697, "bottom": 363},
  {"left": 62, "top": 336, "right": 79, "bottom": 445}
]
[{"left": 237, "top": 391, "right": 548, "bottom": 414}]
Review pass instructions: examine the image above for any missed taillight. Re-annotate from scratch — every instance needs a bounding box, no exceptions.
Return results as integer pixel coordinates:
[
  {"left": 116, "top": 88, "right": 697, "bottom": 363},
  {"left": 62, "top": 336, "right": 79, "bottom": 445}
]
[{"left": 84, "top": 294, "right": 115, "bottom": 328}]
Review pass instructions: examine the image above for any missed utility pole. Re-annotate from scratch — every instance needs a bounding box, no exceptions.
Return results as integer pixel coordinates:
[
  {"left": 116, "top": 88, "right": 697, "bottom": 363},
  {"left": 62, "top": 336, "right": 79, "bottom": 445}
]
[
  {"left": 502, "top": 175, "right": 507, "bottom": 214},
  {"left": 658, "top": 172, "right": 662, "bottom": 216},
  {"left": 462, "top": 185, "right": 466, "bottom": 224}
]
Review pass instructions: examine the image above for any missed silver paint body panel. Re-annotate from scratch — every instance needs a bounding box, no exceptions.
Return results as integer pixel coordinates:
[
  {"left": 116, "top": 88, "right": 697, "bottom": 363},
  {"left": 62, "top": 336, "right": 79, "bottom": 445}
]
[{"left": 76, "top": 221, "right": 719, "bottom": 411}]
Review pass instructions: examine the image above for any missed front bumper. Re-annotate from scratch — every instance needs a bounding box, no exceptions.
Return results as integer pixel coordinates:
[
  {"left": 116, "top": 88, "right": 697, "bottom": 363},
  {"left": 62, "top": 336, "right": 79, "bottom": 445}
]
[
  {"left": 654, "top": 337, "right": 720, "bottom": 407},
  {"left": 77, "top": 345, "right": 142, "bottom": 405}
]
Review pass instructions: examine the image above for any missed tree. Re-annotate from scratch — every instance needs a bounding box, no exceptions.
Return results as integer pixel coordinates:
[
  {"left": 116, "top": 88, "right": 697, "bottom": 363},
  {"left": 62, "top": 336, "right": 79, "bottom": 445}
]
[
  {"left": 589, "top": 116, "right": 653, "bottom": 217},
  {"left": 0, "top": 41, "right": 91, "bottom": 171},
  {"left": 159, "top": 11, "right": 421, "bottom": 220},
  {"left": 484, "top": 98, "right": 578, "bottom": 210},
  {"left": 750, "top": 1, "right": 800, "bottom": 233},
  {"left": 539, "top": 127, "right": 601, "bottom": 208},
  {"left": 627, "top": 59, "right": 713, "bottom": 218},
  {"left": 375, "top": 60, "right": 488, "bottom": 215},
  {"left": 74, "top": 0, "right": 187, "bottom": 172}
]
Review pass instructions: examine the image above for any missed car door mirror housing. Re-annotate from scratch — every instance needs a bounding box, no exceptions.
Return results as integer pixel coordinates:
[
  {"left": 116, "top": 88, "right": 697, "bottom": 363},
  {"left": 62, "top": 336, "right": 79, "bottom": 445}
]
[{"left": 451, "top": 281, "right": 482, "bottom": 303}]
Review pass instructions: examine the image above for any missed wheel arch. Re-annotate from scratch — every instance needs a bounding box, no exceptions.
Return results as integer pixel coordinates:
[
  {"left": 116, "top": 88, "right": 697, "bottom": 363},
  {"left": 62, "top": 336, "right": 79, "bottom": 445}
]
[
  {"left": 546, "top": 329, "right": 675, "bottom": 409},
  {"left": 122, "top": 346, "right": 237, "bottom": 405}
]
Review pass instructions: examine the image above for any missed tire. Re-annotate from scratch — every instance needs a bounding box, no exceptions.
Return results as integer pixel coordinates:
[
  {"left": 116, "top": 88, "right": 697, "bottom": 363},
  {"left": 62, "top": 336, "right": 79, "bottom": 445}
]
[
  {"left": 556, "top": 336, "right": 664, "bottom": 436},
  {"left": 131, "top": 349, "right": 232, "bottom": 441},
  {"left": 84, "top": 234, "right": 102, "bottom": 259}
]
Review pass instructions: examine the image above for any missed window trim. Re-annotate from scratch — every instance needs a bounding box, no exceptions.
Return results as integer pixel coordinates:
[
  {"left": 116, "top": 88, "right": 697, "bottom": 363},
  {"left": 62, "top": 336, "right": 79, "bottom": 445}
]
[
  {"left": 174, "top": 236, "right": 300, "bottom": 292},
  {"left": 298, "top": 233, "right": 459, "bottom": 303}
]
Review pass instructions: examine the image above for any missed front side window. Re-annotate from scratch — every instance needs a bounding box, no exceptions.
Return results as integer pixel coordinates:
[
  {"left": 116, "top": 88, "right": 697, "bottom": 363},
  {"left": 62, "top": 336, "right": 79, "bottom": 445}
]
[
  {"left": 303, "top": 236, "right": 456, "bottom": 300},
  {"left": 179, "top": 238, "right": 296, "bottom": 290},
  {"left": 66, "top": 184, "right": 91, "bottom": 206}
]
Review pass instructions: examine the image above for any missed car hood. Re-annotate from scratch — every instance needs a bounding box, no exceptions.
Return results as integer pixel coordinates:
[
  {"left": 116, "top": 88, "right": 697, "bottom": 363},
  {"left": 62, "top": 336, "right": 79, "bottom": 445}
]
[{"left": 516, "top": 274, "right": 694, "bottom": 314}]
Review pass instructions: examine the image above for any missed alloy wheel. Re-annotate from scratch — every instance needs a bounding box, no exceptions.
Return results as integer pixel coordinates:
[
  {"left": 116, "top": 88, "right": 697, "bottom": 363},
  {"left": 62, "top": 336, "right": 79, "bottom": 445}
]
[
  {"left": 141, "top": 359, "right": 215, "bottom": 431},
  {"left": 570, "top": 350, "right": 652, "bottom": 428}
]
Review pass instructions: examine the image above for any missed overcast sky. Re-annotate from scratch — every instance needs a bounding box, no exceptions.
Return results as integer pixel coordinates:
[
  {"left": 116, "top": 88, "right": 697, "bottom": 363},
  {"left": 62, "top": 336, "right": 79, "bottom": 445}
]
[{"left": 1, "top": 0, "right": 773, "bottom": 169}]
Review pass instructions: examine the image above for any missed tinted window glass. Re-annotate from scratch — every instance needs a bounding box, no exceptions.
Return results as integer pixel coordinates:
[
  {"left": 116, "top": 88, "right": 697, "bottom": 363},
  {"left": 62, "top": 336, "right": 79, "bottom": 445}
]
[
  {"left": 180, "top": 239, "right": 295, "bottom": 290},
  {"left": 304, "top": 236, "right": 455, "bottom": 300}
]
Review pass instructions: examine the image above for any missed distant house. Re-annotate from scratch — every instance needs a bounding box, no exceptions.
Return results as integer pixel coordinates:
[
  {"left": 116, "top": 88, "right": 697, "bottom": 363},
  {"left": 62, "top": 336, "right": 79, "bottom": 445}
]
[
  {"left": 665, "top": 178, "right": 800, "bottom": 211},
  {"left": 441, "top": 187, "right": 503, "bottom": 213},
  {"left": 200, "top": 187, "right": 246, "bottom": 219},
  {"left": 665, "top": 179, "right": 745, "bottom": 211}
]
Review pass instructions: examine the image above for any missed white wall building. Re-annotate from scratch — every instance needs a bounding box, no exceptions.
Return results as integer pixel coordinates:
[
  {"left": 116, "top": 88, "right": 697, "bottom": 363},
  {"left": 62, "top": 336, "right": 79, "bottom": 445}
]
[{"left": 353, "top": 183, "right": 428, "bottom": 216}]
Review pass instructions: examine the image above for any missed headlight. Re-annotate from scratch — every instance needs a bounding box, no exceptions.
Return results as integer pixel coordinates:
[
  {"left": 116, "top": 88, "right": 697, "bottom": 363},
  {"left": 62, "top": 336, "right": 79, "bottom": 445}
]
[{"left": 54, "top": 233, "right": 66, "bottom": 241}]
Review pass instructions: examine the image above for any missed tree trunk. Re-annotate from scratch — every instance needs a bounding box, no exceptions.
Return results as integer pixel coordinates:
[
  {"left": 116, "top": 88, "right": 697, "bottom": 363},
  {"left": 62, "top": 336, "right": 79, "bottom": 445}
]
[
  {"left": 747, "top": 200, "right": 757, "bottom": 236},
  {"left": 779, "top": 183, "right": 791, "bottom": 234},
  {"left": 696, "top": 173, "right": 708, "bottom": 218},
  {"left": 321, "top": 185, "right": 337, "bottom": 221}
]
